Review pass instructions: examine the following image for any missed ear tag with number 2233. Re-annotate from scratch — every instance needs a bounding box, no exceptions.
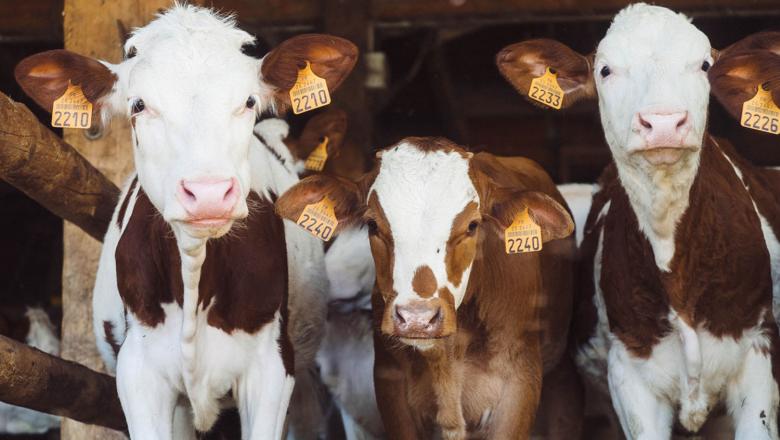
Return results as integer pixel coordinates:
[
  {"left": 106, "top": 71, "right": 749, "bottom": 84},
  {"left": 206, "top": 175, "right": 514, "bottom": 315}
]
[{"left": 528, "top": 67, "right": 564, "bottom": 110}]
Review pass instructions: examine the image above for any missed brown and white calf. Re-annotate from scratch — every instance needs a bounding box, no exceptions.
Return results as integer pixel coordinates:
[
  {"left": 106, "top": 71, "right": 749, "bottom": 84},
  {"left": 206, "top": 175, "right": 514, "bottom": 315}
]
[
  {"left": 499, "top": 3, "right": 780, "bottom": 438},
  {"left": 277, "top": 137, "right": 580, "bottom": 439},
  {"left": 15, "top": 6, "right": 356, "bottom": 440}
]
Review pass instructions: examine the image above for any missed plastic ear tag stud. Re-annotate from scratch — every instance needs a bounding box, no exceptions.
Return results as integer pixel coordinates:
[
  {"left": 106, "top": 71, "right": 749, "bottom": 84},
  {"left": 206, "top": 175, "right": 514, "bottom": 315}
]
[
  {"left": 741, "top": 84, "right": 780, "bottom": 135},
  {"left": 296, "top": 196, "right": 338, "bottom": 241},
  {"left": 51, "top": 83, "right": 92, "bottom": 129},
  {"left": 528, "top": 67, "right": 564, "bottom": 110},
  {"left": 290, "top": 61, "right": 331, "bottom": 115},
  {"left": 304, "top": 136, "right": 329, "bottom": 171},
  {"left": 505, "top": 208, "right": 542, "bottom": 254}
]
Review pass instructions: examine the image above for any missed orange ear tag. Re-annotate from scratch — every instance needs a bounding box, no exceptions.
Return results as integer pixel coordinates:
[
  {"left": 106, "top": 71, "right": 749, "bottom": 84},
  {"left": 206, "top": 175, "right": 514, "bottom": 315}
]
[
  {"left": 51, "top": 83, "right": 93, "bottom": 129},
  {"left": 528, "top": 67, "right": 564, "bottom": 110},
  {"left": 304, "top": 136, "right": 329, "bottom": 172},
  {"left": 741, "top": 84, "right": 780, "bottom": 135},
  {"left": 289, "top": 61, "right": 331, "bottom": 115},
  {"left": 504, "top": 208, "right": 542, "bottom": 254},
  {"left": 296, "top": 196, "right": 338, "bottom": 241}
]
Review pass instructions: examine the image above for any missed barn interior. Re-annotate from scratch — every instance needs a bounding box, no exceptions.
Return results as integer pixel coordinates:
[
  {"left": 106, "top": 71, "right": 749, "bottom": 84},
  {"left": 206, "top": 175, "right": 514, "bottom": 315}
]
[{"left": 0, "top": 1, "right": 778, "bottom": 439}]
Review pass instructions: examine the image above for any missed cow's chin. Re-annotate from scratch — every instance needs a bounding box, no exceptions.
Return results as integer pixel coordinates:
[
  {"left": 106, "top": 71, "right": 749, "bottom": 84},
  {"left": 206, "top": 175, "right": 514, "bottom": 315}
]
[
  {"left": 398, "top": 338, "right": 439, "bottom": 351},
  {"left": 178, "top": 218, "right": 236, "bottom": 239},
  {"left": 631, "top": 145, "right": 699, "bottom": 166}
]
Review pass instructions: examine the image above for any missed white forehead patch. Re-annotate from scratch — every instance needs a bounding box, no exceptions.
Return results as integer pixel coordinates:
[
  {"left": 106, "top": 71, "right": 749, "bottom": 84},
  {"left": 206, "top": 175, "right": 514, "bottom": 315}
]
[
  {"left": 598, "top": 3, "right": 710, "bottom": 67},
  {"left": 370, "top": 142, "right": 478, "bottom": 304}
]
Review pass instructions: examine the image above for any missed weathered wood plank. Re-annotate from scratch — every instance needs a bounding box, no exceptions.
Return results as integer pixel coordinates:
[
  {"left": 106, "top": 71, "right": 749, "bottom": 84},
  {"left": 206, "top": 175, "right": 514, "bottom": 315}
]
[{"left": 0, "top": 335, "right": 125, "bottom": 431}]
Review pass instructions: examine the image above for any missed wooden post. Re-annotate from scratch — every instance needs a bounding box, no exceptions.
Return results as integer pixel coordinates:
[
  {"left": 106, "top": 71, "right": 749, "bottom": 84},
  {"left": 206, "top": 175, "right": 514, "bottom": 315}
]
[{"left": 60, "top": 1, "right": 170, "bottom": 438}]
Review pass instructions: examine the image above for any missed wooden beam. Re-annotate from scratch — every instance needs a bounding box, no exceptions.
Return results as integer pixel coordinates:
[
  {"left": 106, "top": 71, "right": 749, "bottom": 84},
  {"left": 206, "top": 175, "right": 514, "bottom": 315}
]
[
  {"left": 0, "top": 335, "right": 126, "bottom": 431},
  {"left": 61, "top": 1, "right": 173, "bottom": 438},
  {"left": 0, "top": 92, "right": 119, "bottom": 241},
  {"left": 0, "top": 0, "right": 62, "bottom": 42}
]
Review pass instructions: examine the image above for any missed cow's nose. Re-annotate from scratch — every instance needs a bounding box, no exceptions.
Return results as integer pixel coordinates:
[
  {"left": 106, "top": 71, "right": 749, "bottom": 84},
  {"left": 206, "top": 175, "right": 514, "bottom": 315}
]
[
  {"left": 635, "top": 111, "right": 690, "bottom": 147},
  {"left": 393, "top": 301, "right": 443, "bottom": 338},
  {"left": 177, "top": 177, "right": 238, "bottom": 219}
]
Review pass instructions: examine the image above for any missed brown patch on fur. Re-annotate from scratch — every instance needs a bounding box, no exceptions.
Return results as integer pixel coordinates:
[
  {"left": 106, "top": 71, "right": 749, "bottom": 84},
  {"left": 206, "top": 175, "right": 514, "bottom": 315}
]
[
  {"left": 103, "top": 320, "right": 121, "bottom": 356},
  {"left": 497, "top": 39, "right": 596, "bottom": 109},
  {"left": 411, "top": 265, "right": 437, "bottom": 298},
  {"left": 445, "top": 202, "right": 480, "bottom": 288},
  {"left": 116, "top": 176, "right": 138, "bottom": 228},
  {"left": 116, "top": 190, "right": 291, "bottom": 374}
]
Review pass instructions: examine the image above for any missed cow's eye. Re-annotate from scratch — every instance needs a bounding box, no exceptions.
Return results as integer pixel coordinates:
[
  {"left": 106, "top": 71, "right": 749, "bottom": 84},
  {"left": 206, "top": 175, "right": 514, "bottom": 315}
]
[
  {"left": 701, "top": 60, "right": 711, "bottom": 72},
  {"left": 467, "top": 220, "right": 479, "bottom": 235},
  {"left": 366, "top": 219, "right": 378, "bottom": 235},
  {"left": 600, "top": 65, "right": 611, "bottom": 78},
  {"left": 131, "top": 99, "right": 145, "bottom": 115},
  {"left": 246, "top": 96, "right": 256, "bottom": 109}
]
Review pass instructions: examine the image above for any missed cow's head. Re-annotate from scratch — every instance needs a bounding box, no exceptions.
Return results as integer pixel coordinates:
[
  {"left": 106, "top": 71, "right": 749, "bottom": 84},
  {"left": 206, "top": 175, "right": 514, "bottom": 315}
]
[
  {"left": 276, "top": 137, "right": 572, "bottom": 348},
  {"left": 15, "top": 5, "right": 356, "bottom": 239},
  {"left": 498, "top": 3, "right": 780, "bottom": 171}
]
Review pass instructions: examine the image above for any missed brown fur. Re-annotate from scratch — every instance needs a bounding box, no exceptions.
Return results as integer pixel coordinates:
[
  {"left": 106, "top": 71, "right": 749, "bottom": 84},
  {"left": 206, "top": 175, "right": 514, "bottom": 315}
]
[{"left": 411, "top": 265, "right": 437, "bottom": 298}]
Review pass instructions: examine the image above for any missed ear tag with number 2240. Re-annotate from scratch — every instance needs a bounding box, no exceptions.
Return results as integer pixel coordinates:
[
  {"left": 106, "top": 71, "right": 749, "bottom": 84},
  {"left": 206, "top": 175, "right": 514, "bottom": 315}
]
[
  {"left": 51, "top": 83, "right": 92, "bottom": 129},
  {"left": 296, "top": 196, "right": 338, "bottom": 242},
  {"left": 290, "top": 61, "right": 331, "bottom": 115},
  {"left": 504, "top": 208, "right": 542, "bottom": 254}
]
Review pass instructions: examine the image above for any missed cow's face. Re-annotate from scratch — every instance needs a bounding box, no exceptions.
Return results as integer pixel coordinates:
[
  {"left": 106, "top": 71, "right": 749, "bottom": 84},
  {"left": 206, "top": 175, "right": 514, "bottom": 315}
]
[
  {"left": 366, "top": 141, "right": 479, "bottom": 346},
  {"left": 594, "top": 4, "right": 711, "bottom": 167},
  {"left": 16, "top": 5, "right": 356, "bottom": 239},
  {"left": 498, "top": 4, "right": 780, "bottom": 169},
  {"left": 275, "top": 137, "right": 573, "bottom": 349}
]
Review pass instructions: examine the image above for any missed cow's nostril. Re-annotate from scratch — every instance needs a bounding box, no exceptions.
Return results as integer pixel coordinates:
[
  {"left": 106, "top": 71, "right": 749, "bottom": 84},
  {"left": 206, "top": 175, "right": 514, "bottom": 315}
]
[
  {"left": 394, "top": 307, "right": 406, "bottom": 324},
  {"left": 677, "top": 115, "right": 688, "bottom": 129},
  {"left": 640, "top": 117, "right": 652, "bottom": 130},
  {"left": 182, "top": 185, "right": 196, "bottom": 200},
  {"left": 223, "top": 181, "right": 236, "bottom": 201},
  {"left": 429, "top": 308, "right": 441, "bottom": 325}
]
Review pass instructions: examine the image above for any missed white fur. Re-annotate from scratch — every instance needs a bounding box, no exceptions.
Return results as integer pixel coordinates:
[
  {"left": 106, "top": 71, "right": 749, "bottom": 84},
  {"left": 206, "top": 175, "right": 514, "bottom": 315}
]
[
  {"left": 369, "top": 143, "right": 478, "bottom": 310},
  {"left": 90, "top": 7, "right": 328, "bottom": 438},
  {"left": 556, "top": 183, "right": 598, "bottom": 247},
  {"left": 0, "top": 307, "right": 61, "bottom": 434},
  {"left": 325, "top": 226, "right": 375, "bottom": 302}
]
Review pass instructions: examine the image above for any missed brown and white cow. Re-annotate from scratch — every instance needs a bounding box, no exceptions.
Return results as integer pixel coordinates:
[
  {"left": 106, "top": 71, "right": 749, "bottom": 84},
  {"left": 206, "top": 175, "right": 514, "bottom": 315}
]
[
  {"left": 498, "top": 3, "right": 780, "bottom": 439},
  {"left": 276, "top": 136, "right": 581, "bottom": 439},
  {"left": 15, "top": 5, "right": 356, "bottom": 440}
]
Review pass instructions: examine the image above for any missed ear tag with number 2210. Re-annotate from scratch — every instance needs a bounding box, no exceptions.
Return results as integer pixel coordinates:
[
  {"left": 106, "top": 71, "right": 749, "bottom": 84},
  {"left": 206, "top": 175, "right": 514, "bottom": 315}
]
[
  {"left": 296, "top": 196, "right": 338, "bottom": 242},
  {"left": 51, "top": 83, "right": 92, "bottom": 129},
  {"left": 528, "top": 67, "right": 564, "bottom": 110},
  {"left": 504, "top": 208, "right": 542, "bottom": 254},
  {"left": 741, "top": 84, "right": 780, "bottom": 135},
  {"left": 290, "top": 61, "right": 331, "bottom": 115}
]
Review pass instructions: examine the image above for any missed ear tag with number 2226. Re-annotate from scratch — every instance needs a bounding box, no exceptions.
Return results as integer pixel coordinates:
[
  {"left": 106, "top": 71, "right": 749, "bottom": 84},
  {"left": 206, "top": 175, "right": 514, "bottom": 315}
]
[
  {"left": 51, "top": 83, "right": 92, "bottom": 129},
  {"left": 504, "top": 208, "right": 542, "bottom": 254},
  {"left": 741, "top": 84, "right": 780, "bottom": 135},
  {"left": 528, "top": 67, "right": 564, "bottom": 110},
  {"left": 290, "top": 61, "right": 331, "bottom": 115},
  {"left": 296, "top": 196, "right": 338, "bottom": 242},
  {"left": 304, "top": 136, "right": 329, "bottom": 171}
]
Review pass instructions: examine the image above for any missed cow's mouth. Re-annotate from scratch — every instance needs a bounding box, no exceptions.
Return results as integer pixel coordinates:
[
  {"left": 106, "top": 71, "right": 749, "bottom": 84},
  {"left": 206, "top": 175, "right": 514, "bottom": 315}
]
[
  {"left": 631, "top": 145, "right": 698, "bottom": 165},
  {"left": 185, "top": 218, "right": 233, "bottom": 228}
]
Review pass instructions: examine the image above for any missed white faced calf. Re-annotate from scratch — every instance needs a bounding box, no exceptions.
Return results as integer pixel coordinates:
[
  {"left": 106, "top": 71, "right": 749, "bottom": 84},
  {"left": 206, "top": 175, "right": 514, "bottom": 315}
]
[
  {"left": 16, "top": 6, "right": 356, "bottom": 440},
  {"left": 499, "top": 3, "right": 780, "bottom": 439}
]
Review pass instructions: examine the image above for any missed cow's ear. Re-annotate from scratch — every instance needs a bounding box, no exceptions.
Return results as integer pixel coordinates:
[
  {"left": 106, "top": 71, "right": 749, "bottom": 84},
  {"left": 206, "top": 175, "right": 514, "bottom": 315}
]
[
  {"left": 709, "top": 32, "right": 780, "bottom": 121},
  {"left": 488, "top": 190, "right": 574, "bottom": 243},
  {"left": 261, "top": 34, "right": 358, "bottom": 112},
  {"left": 276, "top": 174, "right": 364, "bottom": 235},
  {"left": 296, "top": 108, "right": 348, "bottom": 159},
  {"left": 15, "top": 49, "right": 117, "bottom": 116},
  {"left": 497, "top": 39, "right": 595, "bottom": 109}
]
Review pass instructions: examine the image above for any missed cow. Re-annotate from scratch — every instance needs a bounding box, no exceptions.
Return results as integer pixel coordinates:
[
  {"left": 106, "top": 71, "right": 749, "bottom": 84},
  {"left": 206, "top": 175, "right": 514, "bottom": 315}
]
[
  {"left": 254, "top": 112, "right": 381, "bottom": 439},
  {"left": 276, "top": 136, "right": 581, "bottom": 439},
  {"left": 497, "top": 3, "right": 780, "bottom": 438},
  {"left": 15, "top": 5, "right": 357, "bottom": 439},
  {"left": 0, "top": 306, "right": 60, "bottom": 434}
]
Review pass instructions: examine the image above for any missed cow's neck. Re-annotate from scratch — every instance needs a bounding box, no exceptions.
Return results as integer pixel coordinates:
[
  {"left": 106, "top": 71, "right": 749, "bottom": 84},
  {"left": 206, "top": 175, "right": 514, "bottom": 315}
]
[{"left": 613, "top": 145, "right": 702, "bottom": 271}]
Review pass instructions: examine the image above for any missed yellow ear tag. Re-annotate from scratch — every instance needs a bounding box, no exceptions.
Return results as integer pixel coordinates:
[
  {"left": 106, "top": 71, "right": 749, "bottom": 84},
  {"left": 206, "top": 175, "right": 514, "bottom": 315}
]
[
  {"left": 296, "top": 196, "right": 338, "bottom": 241},
  {"left": 504, "top": 208, "right": 542, "bottom": 254},
  {"left": 528, "top": 67, "right": 564, "bottom": 110},
  {"left": 51, "top": 83, "right": 93, "bottom": 129},
  {"left": 290, "top": 61, "right": 331, "bottom": 115},
  {"left": 304, "top": 136, "right": 329, "bottom": 172},
  {"left": 741, "top": 84, "right": 780, "bottom": 135}
]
